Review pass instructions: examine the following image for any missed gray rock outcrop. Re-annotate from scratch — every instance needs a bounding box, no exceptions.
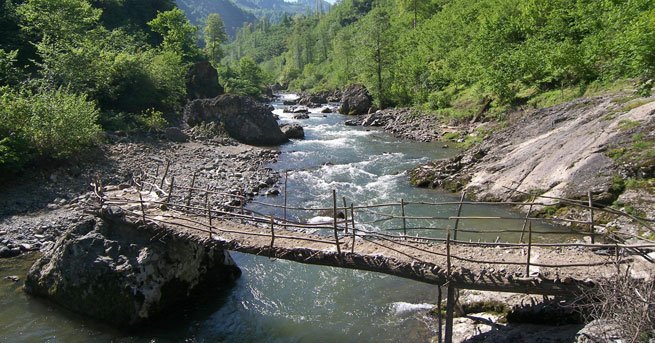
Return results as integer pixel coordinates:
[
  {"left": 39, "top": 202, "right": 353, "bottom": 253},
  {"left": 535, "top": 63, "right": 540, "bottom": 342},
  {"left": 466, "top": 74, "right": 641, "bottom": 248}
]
[
  {"left": 183, "top": 94, "right": 288, "bottom": 146},
  {"left": 280, "top": 124, "right": 305, "bottom": 139},
  {"left": 339, "top": 84, "right": 373, "bottom": 115},
  {"left": 185, "top": 61, "right": 223, "bottom": 100},
  {"left": 410, "top": 97, "right": 655, "bottom": 203},
  {"left": 24, "top": 209, "right": 241, "bottom": 328}
]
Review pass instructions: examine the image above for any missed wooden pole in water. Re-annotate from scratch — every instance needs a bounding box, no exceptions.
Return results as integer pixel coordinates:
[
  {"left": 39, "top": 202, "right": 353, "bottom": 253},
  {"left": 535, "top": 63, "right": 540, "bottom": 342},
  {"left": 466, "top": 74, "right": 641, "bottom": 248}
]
[
  {"left": 332, "top": 190, "right": 341, "bottom": 255},
  {"left": 453, "top": 192, "right": 466, "bottom": 241},
  {"left": 270, "top": 215, "right": 275, "bottom": 250},
  {"left": 444, "top": 283, "right": 456, "bottom": 343},
  {"left": 186, "top": 171, "right": 197, "bottom": 207},
  {"left": 526, "top": 220, "right": 532, "bottom": 277},
  {"left": 401, "top": 198, "right": 407, "bottom": 239},
  {"left": 351, "top": 203, "right": 356, "bottom": 254},
  {"left": 343, "top": 197, "right": 349, "bottom": 234},
  {"left": 588, "top": 191, "right": 595, "bottom": 244}
]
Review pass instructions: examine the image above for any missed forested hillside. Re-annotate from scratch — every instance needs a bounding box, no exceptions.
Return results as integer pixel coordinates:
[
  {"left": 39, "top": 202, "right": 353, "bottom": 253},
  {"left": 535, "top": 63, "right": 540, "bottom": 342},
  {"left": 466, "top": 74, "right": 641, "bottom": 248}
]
[
  {"left": 175, "top": 0, "right": 256, "bottom": 37},
  {"left": 227, "top": 0, "right": 655, "bottom": 118},
  {"left": 233, "top": 0, "right": 331, "bottom": 20}
]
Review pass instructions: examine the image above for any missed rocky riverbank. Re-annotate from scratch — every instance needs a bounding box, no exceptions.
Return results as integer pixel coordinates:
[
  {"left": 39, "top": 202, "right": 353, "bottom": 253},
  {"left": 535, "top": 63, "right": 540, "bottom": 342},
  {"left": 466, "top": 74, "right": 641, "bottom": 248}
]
[
  {"left": 0, "top": 135, "right": 281, "bottom": 259},
  {"left": 344, "top": 107, "right": 456, "bottom": 142}
]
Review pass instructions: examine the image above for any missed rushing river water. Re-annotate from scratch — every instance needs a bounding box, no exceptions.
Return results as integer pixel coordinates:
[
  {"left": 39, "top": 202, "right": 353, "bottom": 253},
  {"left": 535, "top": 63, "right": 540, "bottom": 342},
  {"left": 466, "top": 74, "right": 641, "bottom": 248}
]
[{"left": 0, "top": 95, "right": 564, "bottom": 342}]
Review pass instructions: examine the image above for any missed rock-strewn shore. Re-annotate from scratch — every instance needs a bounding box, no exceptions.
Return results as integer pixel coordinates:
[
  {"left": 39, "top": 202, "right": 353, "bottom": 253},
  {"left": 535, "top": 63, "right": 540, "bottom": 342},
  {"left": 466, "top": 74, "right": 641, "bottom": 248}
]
[
  {"left": 0, "top": 137, "right": 281, "bottom": 259},
  {"left": 345, "top": 108, "right": 459, "bottom": 142}
]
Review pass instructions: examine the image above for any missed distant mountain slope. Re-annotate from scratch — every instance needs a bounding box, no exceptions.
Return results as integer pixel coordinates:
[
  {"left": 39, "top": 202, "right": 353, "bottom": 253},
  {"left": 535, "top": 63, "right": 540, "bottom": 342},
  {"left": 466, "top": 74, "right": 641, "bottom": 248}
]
[
  {"left": 175, "top": 0, "right": 257, "bottom": 37},
  {"left": 233, "top": 0, "right": 332, "bottom": 20}
]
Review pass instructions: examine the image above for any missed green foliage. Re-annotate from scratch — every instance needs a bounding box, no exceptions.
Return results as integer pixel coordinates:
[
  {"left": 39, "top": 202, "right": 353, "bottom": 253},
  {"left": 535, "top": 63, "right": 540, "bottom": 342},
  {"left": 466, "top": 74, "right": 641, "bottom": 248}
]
[
  {"left": 219, "top": 57, "right": 265, "bottom": 97},
  {"left": 137, "top": 108, "right": 168, "bottom": 131},
  {"left": 204, "top": 13, "right": 228, "bottom": 66},
  {"left": 0, "top": 49, "right": 24, "bottom": 85},
  {"left": 148, "top": 8, "right": 201, "bottom": 61},
  {"left": 0, "top": 86, "right": 101, "bottom": 173},
  {"left": 18, "top": 0, "right": 102, "bottom": 41},
  {"left": 227, "top": 0, "right": 655, "bottom": 113}
]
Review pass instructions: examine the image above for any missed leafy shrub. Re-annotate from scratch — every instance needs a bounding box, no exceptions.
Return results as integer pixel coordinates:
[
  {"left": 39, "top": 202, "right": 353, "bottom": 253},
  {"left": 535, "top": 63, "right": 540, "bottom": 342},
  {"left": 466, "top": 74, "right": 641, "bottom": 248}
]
[
  {"left": 137, "top": 108, "right": 168, "bottom": 131},
  {"left": 0, "top": 86, "right": 101, "bottom": 174}
]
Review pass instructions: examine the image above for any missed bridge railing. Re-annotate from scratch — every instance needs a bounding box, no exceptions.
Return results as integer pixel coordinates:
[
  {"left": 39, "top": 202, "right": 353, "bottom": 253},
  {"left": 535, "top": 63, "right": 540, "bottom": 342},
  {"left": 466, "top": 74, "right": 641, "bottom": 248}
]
[{"left": 95, "top": 160, "right": 655, "bottom": 274}]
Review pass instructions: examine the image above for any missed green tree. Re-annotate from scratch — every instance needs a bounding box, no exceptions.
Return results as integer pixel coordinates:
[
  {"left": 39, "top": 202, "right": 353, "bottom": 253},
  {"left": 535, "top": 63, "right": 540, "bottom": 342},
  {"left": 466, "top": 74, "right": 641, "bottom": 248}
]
[
  {"left": 148, "top": 8, "right": 200, "bottom": 61},
  {"left": 18, "top": 0, "right": 101, "bottom": 42},
  {"left": 203, "top": 13, "right": 227, "bottom": 66},
  {"left": 361, "top": 5, "right": 392, "bottom": 108}
]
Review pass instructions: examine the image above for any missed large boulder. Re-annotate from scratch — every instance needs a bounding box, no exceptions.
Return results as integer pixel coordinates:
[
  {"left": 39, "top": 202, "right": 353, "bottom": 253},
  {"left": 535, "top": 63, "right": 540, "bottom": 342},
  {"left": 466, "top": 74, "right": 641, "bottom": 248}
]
[
  {"left": 24, "top": 209, "right": 241, "bottom": 328},
  {"left": 183, "top": 94, "right": 288, "bottom": 146},
  {"left": 280, "top": 124, "right": 305, "bottom": 139},
  {"left": 185, "top": 61, "right": 224, "bottom": 100},
  {"left": 339, "top": 84, "right": 373, "bottom": 115}
]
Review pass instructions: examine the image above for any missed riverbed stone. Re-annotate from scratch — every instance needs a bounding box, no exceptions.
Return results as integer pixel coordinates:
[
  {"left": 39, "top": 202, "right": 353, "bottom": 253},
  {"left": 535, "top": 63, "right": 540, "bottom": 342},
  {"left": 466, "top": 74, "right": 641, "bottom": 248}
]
[
  {"left": 279, "top": 124, "right": 305, "bottom": 139},
  {"left": 339, "top": 84, "right": 373, "bottom": 115},
  {"left": 183, "top": 94, "right": 288, "bottom": 146},
  {"left": 24, "top": 214, "right": 241, "bottom": 328}
]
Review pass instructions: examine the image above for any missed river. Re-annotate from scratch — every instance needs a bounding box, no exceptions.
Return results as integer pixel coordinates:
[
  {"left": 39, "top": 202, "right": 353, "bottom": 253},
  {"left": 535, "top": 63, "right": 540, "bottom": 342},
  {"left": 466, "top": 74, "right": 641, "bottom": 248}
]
[{"left": 0, "top": 95, "right": 561, "bottom": 342}]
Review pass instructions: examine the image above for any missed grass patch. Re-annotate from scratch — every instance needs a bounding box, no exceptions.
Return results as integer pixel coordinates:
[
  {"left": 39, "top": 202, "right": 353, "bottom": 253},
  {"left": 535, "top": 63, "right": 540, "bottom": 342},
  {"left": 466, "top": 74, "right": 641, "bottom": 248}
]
[
  {"left": 618, "top": 119, "right": 642, "bottom": 131},
  {"left": 527, "top": 86, "right": 585, "bottom": 109}
]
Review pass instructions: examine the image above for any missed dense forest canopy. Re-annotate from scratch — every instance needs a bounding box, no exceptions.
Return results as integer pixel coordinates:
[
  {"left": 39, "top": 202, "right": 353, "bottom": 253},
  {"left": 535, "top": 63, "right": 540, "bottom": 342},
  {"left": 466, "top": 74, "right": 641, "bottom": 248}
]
[{"left": 226, "top": 0, "right": 655, "bottom": 115}]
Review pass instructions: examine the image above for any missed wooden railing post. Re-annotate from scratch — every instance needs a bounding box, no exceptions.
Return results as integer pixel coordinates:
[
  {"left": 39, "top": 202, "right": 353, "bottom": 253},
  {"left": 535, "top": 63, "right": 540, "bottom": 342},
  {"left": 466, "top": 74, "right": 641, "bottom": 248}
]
[
  {"left": 332, "top": 190, "right": 341, "bottom": 255},
  {"left": 444, "top": 283, "right": 456, "bottom": 343},
  {"left": 150, "top": 164, "right": 160, "bottom": 192},
  {"left": 186, "top": 171, "right": 197, "bottom": 207},
  {"left": 520, "top": 195, "right": 536, "bottom": 243},
  {"left": 166, "top": 176, "right": 175, "bottom": 205},
  {"left": 588, "top": 191, "right": 595, "bottom": 244},
  {"left": 350, "top": 203, "right": 356, "bottom": 254},
  {"left": 453, "top": 192, "right": 466, "bottom": 241},
  {"left": 159, "top": 160, "right": 170, "bottom": 190},
  {"left": 240, "top": 191, "right": 245, "bottom": 224},
  {"left": 270, "top": 215, "right": 275, "bottom": 250},
  {"left": 437, "top": 285, "right": 443, "bottom": 343},
  {"left": 138, "top": 189, "right": 146, "bottom": 223},
  {"left": 401, "top": 198, "right": 407, "bottom": 239},
  {"left": 526, "top": 221, "right": 532, "bottom": 276},
  {"left": 342, "top": 197, "right": 349, "bottom": 234},
  {"left": 283, "top": 170, "right": 288, "bottom": 229},
  {"left": 446, "top": 228, "right": 452, "bottom": 276},
  {"left": 206, "top": 191, "right": 212, "bottom": 238}
]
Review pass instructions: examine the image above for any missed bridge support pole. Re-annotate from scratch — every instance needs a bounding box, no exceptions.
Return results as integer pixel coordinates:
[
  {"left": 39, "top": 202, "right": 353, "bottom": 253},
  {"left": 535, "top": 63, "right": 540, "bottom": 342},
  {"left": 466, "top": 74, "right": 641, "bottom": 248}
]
[
  {"left": 437, "top": 285, "right": 443, "bottom": 343},
  {"left": 444, "top": 283, "right": 456, "bottom": 343},
  {"left": 332, "top": 190, "right": 341, "bottom": 255}
]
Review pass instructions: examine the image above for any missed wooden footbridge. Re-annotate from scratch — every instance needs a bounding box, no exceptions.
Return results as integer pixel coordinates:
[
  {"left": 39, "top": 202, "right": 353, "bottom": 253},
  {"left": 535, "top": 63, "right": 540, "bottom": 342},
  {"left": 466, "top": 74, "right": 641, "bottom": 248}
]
[
  {"left": 94, "top": 162, "right": 655, "bottom": 297},
  {"left": 93, "top": 162, "right": 655, "bottom": 342}
]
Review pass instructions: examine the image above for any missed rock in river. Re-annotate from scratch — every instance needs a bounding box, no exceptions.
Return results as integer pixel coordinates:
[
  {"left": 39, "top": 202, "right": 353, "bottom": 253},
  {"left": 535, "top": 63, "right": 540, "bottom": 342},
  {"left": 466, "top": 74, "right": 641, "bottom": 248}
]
[
  {"left": 24, "top": 208, "right": 241, "bottom": 328},
  {"left": 280, "top": 123, "right": 305, "bottom": 139},
  {"left": 339, "top": 84, "right": 373, "bottom": 115},
  {"left": 183, "top": 94, "right": 288, "bottom": 146}
]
